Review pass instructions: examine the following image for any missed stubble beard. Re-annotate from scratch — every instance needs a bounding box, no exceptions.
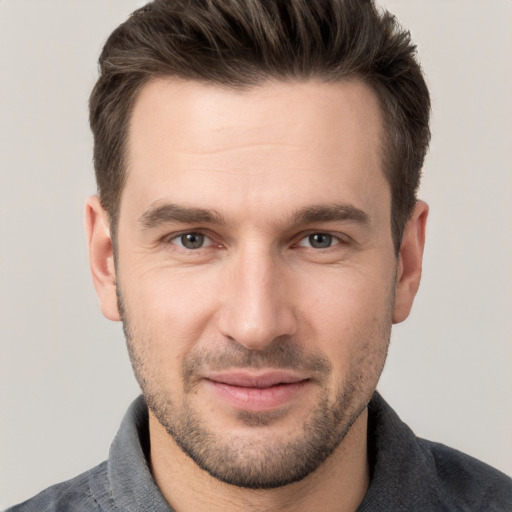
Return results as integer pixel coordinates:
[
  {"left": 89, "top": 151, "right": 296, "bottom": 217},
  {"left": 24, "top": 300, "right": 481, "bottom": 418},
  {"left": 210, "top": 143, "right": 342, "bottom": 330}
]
[{"left": 117, "top": 288, "right": 392, "bottom": 490}]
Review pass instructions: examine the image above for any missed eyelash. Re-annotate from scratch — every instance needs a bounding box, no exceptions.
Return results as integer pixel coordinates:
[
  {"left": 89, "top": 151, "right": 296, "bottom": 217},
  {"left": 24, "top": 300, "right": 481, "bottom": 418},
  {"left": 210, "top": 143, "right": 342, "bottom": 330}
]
[
  {"left": 166, "top": 231, "right": 216, "bottom": 250},
  {"left": 165, "top": 230, "right": 347, "bottom": 251},
  {"left": 295, "top": 233, "right": 345, "bottom": 249}
]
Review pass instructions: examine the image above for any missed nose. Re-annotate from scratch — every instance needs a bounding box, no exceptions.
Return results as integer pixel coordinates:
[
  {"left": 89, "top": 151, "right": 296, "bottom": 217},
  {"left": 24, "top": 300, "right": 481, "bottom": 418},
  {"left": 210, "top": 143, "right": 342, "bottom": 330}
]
[{"left": 217, "top": 245, "right": 297, "bottom": 350}]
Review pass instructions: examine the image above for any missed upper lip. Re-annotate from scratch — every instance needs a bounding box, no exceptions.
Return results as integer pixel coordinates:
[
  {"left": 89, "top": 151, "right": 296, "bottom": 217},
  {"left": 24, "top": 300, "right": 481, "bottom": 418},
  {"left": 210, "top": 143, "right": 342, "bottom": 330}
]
[{"left": 205, "top": 370, "right": 309, "bottom": 388}]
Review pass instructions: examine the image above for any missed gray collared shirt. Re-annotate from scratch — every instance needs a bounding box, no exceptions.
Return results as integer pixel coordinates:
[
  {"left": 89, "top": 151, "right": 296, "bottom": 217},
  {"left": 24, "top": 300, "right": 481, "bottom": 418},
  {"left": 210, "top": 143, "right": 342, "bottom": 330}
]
[{"left": 6, "top": 393, "right": 512, "bottom": 511}]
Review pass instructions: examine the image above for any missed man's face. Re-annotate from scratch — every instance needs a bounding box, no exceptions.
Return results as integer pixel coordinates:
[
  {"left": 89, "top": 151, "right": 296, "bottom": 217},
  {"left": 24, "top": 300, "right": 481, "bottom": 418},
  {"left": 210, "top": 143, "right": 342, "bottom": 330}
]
[{"left": 113, "top": 79, "right": 399, "bottom": 488}]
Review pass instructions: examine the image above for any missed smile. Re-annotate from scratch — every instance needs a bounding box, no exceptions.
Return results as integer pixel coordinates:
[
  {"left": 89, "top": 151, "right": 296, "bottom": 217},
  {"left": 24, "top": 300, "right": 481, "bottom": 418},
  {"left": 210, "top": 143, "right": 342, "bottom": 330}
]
[{"left": 204, "top": 370, "right": 311, "bottom": 412}]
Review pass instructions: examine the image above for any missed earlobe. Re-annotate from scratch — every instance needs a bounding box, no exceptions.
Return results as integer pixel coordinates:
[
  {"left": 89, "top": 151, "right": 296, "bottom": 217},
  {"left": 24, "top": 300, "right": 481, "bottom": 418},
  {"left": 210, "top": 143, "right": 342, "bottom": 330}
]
[
  {"left": 84, "top": 196, "right": 121, "bottom": 322},
  {"left": 393, "top": 200, "right": 428, "bottom": 324}
]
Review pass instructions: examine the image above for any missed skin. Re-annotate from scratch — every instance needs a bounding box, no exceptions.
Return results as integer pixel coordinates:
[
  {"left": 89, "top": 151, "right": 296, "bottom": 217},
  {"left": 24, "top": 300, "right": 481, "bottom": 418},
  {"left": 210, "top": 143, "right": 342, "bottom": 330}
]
[{"left": 86, "top": 78, "right": 427, "bottom": 512}]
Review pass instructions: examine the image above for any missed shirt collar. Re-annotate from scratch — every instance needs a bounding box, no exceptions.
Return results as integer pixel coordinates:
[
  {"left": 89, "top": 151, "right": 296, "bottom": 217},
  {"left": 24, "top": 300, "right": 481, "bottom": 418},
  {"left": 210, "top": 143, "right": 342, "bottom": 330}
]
[
  {"left": 108, "top": 396, "right": 173, "bottom": 511},
  {"left": 106, "top": 393, "right": 442, "bottom": 511}
]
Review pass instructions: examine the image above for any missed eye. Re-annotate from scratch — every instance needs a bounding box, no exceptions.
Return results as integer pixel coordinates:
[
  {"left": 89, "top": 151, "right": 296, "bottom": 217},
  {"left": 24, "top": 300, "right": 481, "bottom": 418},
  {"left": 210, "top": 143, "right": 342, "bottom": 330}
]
[
  {"left": 171, "top": 232, "right": 211, "bottom": 250},
  {"left": 297, "top": 233, "right": 338, "bottom": 249}
]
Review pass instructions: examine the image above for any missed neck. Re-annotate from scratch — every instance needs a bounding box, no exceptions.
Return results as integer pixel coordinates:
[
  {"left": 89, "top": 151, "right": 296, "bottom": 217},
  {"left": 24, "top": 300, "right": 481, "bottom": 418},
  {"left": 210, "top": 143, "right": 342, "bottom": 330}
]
[{"left": 149, "top": 408, "right": 370, "bottom": 512}]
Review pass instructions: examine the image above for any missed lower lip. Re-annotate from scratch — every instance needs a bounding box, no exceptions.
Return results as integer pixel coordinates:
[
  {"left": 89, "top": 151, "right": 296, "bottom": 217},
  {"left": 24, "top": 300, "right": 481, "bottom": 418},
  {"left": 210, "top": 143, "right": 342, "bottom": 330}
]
[{"left": 205, "top": 380, "right": 309, "bottom": 412}]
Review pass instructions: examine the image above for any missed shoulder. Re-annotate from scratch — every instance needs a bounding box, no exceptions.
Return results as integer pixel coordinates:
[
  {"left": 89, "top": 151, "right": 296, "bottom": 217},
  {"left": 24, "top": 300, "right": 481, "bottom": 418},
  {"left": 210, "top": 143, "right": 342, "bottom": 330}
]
[
  {"left": 363, "top": 393, "right": 512, "bottom": 511},
  {"left": 418, "top": 438, "right": 512, "bottom": 511},
  {"left": 5, "top": 461, "right": 112, "bottom": 512}
]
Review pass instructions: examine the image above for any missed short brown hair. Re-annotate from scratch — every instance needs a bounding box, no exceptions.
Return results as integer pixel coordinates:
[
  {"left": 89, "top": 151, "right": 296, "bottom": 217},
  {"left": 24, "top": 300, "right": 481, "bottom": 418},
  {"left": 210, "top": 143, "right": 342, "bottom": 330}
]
[{"left": 89, "top": 0, "right": 430, "bottom": 252}]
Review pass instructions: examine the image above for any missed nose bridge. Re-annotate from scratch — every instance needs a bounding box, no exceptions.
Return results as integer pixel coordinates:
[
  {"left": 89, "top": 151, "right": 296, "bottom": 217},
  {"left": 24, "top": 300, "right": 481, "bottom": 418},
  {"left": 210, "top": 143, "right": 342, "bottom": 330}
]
[{"left": 217, "top": 241, "right": 296, "bottom": 349}]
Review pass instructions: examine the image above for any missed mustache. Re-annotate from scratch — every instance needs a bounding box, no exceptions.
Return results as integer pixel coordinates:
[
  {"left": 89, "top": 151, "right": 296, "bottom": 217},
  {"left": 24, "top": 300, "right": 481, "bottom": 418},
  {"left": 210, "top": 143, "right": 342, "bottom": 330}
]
[
  {"left": 182, "top": 338, "right": 331, "bottom": 383},
  {"left": 117, "top": 287, "right": 331, "bottom": 384}
]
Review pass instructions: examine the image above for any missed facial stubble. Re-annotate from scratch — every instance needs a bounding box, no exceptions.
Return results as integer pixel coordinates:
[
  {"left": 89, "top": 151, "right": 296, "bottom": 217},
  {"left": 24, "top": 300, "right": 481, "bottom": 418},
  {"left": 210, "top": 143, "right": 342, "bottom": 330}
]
[{"left": 117, "top": 285, "right": 392, "bottom": 489}]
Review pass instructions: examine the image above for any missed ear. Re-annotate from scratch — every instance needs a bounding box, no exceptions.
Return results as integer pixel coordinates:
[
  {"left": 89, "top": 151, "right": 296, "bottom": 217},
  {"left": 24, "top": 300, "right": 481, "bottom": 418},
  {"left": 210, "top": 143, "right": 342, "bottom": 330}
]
[
  {"left": 393, "top": 200, "right": 428, "bottom": 324},
  {"left": 84, "top": 196, "right": 121, "bottom": 322}
]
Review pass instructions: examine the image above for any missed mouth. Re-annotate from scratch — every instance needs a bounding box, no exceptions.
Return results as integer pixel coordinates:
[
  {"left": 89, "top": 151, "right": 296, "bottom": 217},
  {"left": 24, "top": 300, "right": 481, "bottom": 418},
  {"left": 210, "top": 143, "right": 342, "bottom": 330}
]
[{"left": 203, "top": 370, "right": 311, "bottom": 412}]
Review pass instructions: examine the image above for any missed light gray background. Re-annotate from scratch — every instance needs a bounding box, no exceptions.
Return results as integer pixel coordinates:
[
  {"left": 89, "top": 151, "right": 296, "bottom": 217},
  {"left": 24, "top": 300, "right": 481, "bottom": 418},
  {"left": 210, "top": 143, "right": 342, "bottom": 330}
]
[{"left": 1, "top": 0, "right": 511, "bottom": 508}]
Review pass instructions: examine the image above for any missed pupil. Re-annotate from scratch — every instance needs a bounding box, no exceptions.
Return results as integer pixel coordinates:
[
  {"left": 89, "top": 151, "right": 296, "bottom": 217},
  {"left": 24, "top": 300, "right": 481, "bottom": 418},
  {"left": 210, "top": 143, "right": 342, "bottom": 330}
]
[
  {"left": 310, "top": 233, "right": 331, "bottom": 248},
  {"left": 181, "top": 233, "right": 204, "bottom": 249}
]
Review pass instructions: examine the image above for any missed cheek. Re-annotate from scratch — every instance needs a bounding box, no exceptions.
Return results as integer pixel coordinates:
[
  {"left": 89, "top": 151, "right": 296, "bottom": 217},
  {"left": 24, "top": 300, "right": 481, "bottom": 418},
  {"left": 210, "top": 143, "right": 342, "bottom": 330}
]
[
  {"left": 295, "top": 265, "right": 394, "bottom": 370},
  {"left": 120, "top": 263, "right": 222, "bottom": 354}
]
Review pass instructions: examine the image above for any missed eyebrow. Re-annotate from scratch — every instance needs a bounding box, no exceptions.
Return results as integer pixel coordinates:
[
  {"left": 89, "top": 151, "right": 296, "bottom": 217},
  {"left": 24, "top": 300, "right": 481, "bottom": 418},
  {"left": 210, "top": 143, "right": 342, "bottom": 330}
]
[
  {"left": 289, "top": 203, "right": 369, "bottom": 226},
  {"left": 139, "top": 203, "right": 226, "bottom": 229},
  {"left": 138, "top": 201, "right": 369, "bottom": 230}
]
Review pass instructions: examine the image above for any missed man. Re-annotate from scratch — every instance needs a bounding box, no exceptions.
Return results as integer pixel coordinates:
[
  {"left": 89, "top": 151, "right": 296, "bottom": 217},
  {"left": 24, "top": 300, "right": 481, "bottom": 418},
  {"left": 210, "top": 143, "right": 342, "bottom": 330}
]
[{"left": 6, "top": 0, "right": 511, "bottom": 510}]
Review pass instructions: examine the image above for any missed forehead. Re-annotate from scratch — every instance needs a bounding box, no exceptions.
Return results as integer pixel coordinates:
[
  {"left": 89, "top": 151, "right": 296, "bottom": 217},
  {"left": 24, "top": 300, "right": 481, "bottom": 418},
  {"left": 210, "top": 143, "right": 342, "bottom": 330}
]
[
  {"left": 127, "top": 77, "right": 384, "bottom": 160},
  {"left": 123, "top": 78, "right": 388, "bottom": 225}
]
